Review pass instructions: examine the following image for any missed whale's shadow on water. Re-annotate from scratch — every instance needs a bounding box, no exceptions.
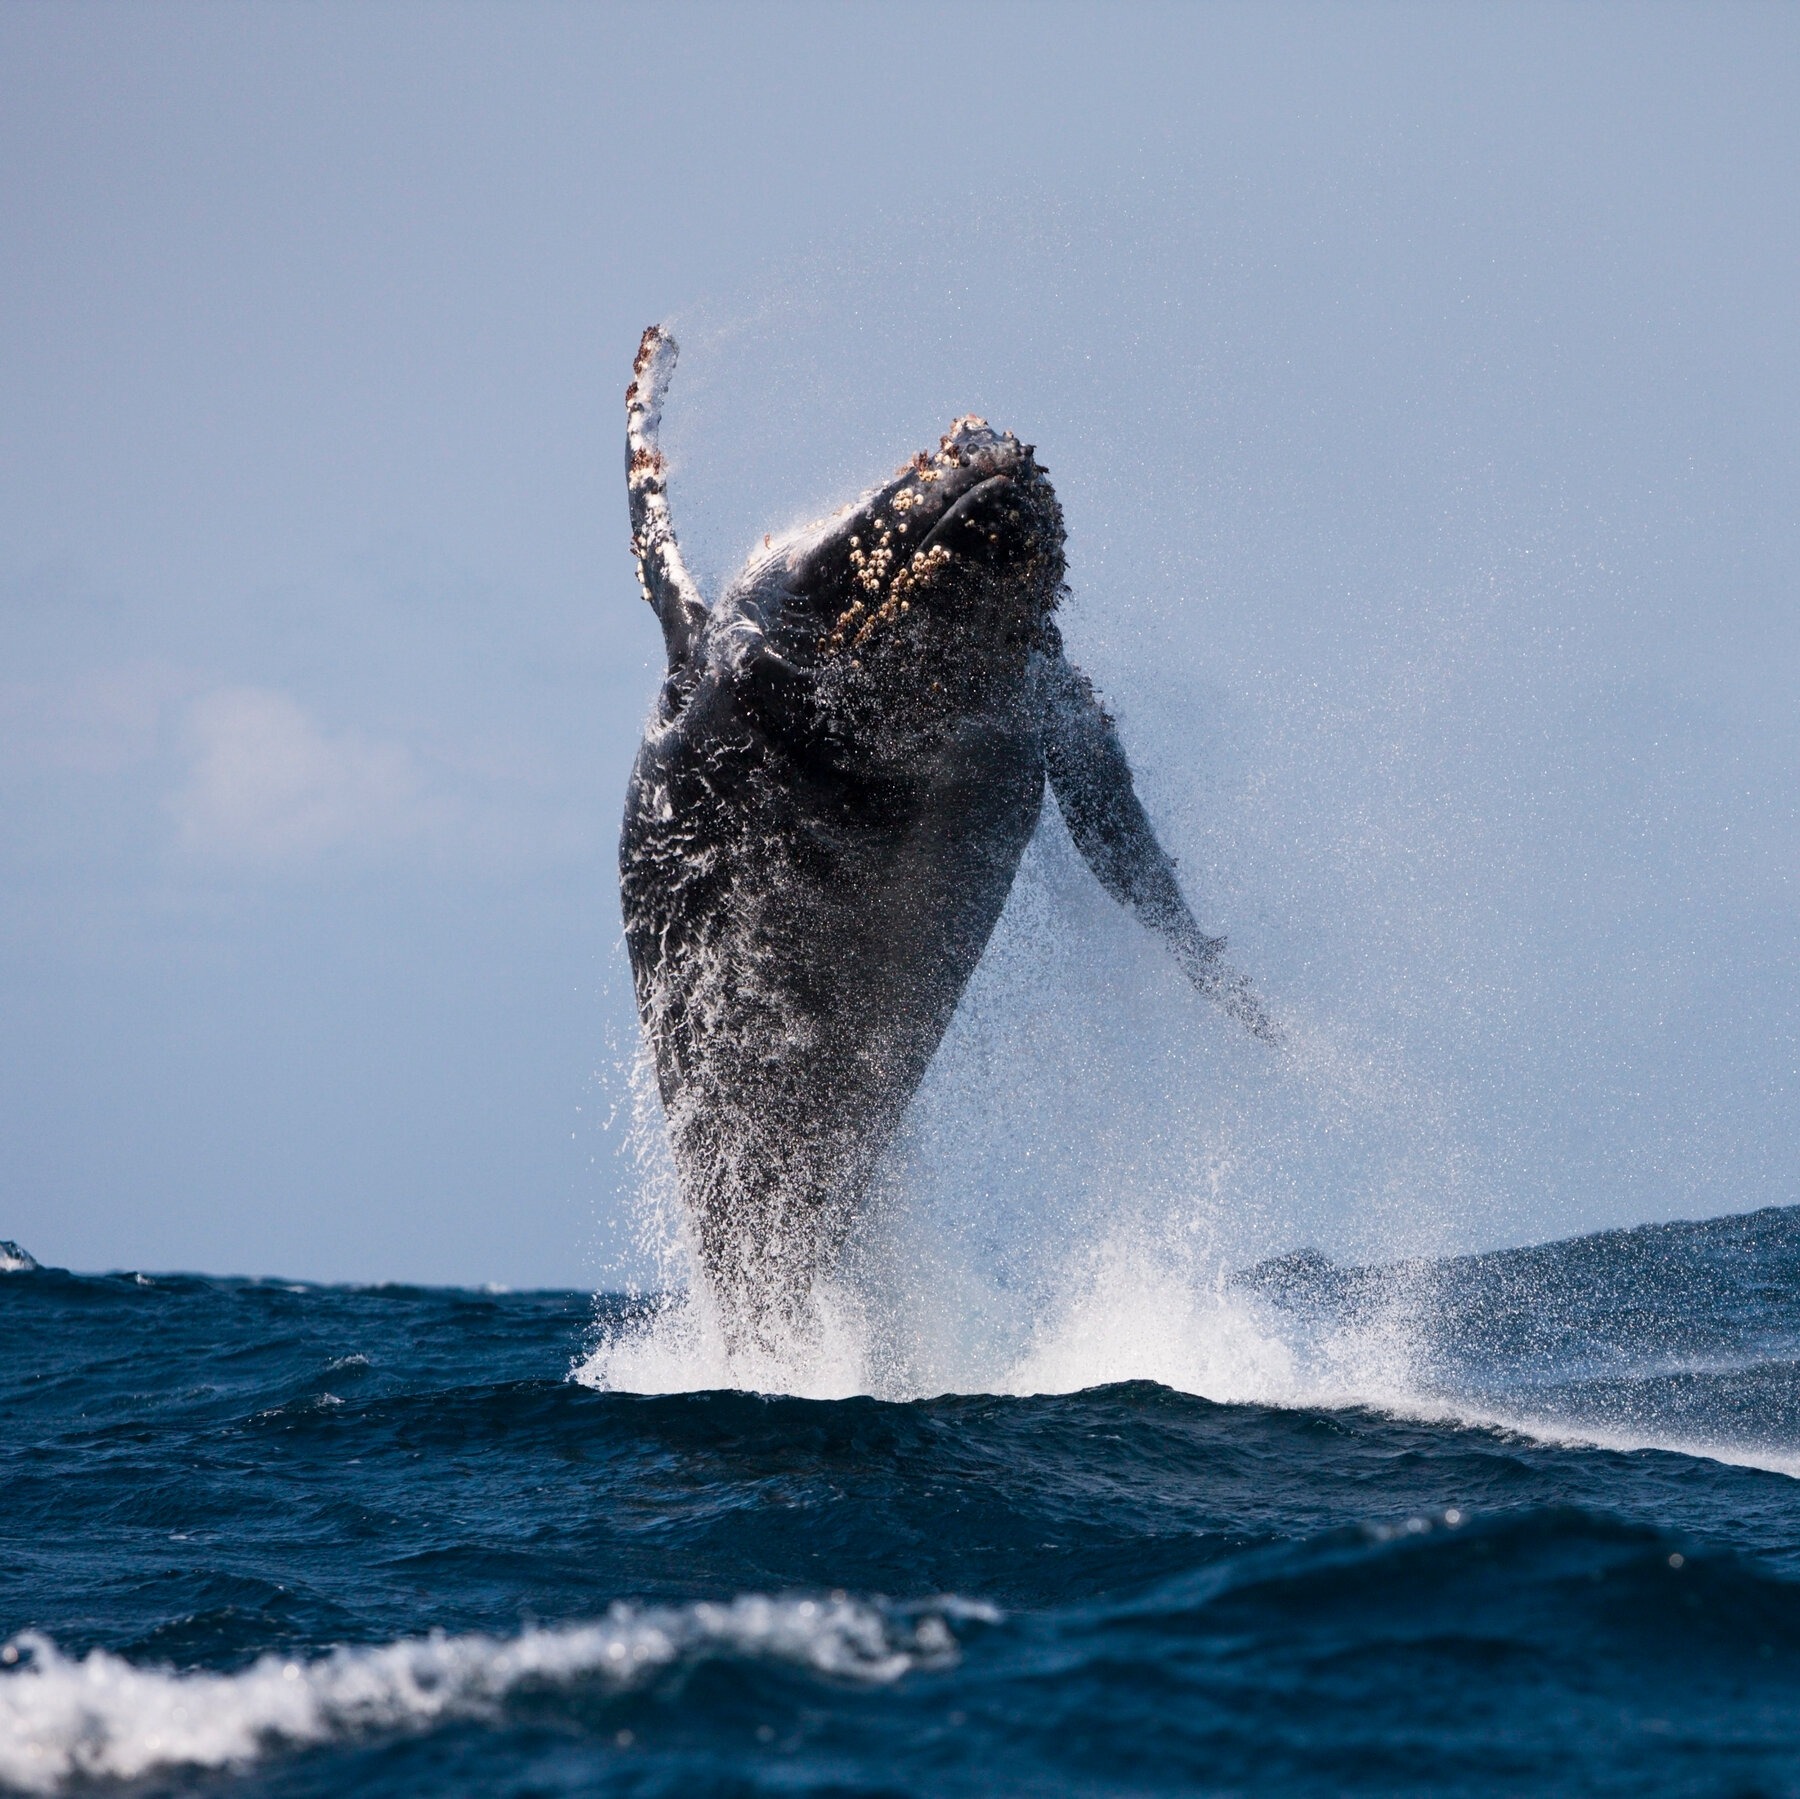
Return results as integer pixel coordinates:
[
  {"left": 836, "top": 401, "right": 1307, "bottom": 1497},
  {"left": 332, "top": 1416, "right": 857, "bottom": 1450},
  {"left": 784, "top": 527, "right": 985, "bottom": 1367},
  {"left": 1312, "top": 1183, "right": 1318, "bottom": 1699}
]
[{"left": 615, "top": 327, "right": 1279, "bottom": 1356}]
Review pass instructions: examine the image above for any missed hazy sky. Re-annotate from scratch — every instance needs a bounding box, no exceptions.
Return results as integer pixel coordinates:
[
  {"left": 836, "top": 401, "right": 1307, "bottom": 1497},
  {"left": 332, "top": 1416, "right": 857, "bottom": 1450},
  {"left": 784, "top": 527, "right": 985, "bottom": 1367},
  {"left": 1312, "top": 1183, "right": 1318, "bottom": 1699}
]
[{"left": 2, "top": 3, "right": 1796, "bottom": 1288}]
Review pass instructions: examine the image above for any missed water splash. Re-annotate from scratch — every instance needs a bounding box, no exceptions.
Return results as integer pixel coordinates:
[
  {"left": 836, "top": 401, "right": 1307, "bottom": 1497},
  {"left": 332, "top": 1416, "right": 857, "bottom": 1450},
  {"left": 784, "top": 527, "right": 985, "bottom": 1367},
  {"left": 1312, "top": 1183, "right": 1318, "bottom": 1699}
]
[
  {"left": 581, "top": 806, "right": 1479, "bottom": 1412},
  {"left": 576, "top": 1205, "right": 1433, "bottom": 1417}
]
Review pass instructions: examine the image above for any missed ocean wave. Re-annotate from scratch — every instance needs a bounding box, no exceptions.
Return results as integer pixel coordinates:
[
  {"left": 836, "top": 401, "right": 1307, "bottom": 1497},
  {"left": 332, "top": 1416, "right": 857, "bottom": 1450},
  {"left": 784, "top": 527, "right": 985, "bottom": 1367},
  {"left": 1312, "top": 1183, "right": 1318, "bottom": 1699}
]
[
  {"left": 0, "top": 1594, "right": 989, "bottom": 1793},
  {"left": 11, "top": 1210, "right": 1800, "bottom": 1796},
  {"left": 575, "top": 1207, "right": 1800, "bottom": 1478}
]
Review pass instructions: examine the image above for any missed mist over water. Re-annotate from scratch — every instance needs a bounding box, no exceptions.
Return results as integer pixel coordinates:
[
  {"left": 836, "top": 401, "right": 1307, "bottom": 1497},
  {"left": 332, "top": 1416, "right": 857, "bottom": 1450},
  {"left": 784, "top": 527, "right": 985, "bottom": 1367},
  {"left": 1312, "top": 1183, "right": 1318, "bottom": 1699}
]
[
  {"left": 576, "top": 153, "right": 1798, "bottom": 1394},
  {"left": 585, "top": 473, "right": 1795, "bottom": 1448}
]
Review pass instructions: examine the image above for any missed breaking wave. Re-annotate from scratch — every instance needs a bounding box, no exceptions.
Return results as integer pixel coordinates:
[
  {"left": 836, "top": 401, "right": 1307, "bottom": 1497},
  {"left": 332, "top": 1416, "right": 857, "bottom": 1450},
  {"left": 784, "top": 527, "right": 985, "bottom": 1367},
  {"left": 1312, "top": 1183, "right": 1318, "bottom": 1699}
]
[{"left": 0, "top": 1596, "right": 983, "bottom": 1793}]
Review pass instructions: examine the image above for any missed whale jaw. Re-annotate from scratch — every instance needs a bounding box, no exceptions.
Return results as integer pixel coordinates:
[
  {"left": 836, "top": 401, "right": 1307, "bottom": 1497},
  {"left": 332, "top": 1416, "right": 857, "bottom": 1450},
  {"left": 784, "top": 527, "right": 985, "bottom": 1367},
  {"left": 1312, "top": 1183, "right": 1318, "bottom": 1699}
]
[{"left": 743, "top": 419, "right": 1067, "bottom": 722}]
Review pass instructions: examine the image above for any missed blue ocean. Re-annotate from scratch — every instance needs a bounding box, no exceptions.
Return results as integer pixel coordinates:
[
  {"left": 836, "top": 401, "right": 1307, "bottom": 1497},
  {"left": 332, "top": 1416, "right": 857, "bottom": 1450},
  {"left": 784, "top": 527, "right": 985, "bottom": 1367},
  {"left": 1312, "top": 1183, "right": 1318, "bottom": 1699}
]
[{"left": 7, "top": 1204, "right": 1800, "bottom": 1797}]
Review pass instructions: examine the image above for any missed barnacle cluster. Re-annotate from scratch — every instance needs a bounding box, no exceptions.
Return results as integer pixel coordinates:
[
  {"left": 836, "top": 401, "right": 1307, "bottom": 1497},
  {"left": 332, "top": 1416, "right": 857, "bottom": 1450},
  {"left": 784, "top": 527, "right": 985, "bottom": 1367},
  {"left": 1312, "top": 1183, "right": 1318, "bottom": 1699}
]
[
  {"left": 816, "top": 419, "right": 1061, "bottom": 667},
  {"left": 821, "top": 541, "right": 953, "bottom": 658}
]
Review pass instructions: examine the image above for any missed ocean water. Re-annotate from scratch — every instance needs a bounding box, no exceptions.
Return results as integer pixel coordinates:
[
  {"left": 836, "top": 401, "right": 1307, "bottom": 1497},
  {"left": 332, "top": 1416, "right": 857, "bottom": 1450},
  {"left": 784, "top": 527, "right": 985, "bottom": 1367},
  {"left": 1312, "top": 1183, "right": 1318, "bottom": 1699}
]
[{"left": 7, "top": 1205, "right": 1800, "bottom": 1797}]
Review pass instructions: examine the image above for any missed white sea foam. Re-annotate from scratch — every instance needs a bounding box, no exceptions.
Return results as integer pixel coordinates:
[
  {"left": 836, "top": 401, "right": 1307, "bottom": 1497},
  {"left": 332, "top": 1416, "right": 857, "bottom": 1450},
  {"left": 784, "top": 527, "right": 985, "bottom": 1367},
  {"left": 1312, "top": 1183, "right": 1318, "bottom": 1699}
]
[
  {"left": 0, "top": 1594, "right": 982, "bottom": 1793},
  {"left": 998, "top": 1252, "right": 1800, "bottom": 1479},
  {"left": 576, "top": 1220, "right": 1427, "bottom": 1414},
  {"left": 575, "top": 1224, "right": 1800, "bottom": 1481},
  {"left": 995, "top": 1234, "right": 1412, "bottom": 1405},
  {"left": 1402, "top": 1400, "right": 1800, "bottom": 1483},
  {"left": 582, "top": 1285, "right": 878, "bottom": 1401}
]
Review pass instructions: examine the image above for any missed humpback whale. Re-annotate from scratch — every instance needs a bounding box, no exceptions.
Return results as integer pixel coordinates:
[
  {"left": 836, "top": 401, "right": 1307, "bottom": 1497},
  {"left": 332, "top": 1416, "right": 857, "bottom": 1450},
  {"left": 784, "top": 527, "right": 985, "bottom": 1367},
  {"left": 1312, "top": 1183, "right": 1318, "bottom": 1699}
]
[{"left": 618, "top": 327, "right": 1276, "bottom": 1342}]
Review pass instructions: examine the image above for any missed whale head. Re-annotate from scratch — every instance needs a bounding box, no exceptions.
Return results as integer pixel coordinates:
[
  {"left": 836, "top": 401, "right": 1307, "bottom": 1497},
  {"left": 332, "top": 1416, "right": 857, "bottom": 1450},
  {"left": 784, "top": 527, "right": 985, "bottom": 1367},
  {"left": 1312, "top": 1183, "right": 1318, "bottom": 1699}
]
[{"left": 723, "top": 418, "right": 1067, "bottom": 731}]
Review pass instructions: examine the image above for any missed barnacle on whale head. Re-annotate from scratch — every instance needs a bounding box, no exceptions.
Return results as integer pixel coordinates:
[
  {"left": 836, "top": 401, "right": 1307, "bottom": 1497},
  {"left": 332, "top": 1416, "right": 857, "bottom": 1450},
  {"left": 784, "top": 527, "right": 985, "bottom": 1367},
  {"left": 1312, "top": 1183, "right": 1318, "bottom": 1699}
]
[{"left": 763, "top": 416, "right": 1067, "bottom": 688}]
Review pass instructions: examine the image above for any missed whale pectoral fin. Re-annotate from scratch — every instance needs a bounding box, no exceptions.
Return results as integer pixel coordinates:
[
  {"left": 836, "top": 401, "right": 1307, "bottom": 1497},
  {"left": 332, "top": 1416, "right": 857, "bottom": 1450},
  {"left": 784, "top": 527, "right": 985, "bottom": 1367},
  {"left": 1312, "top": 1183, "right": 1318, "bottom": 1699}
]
[
  {"left": 626, "top": 325, "right": 710, "bottom": 678},
  {"left": 1041, "top": 651, "right": 1283, "bottom": 1047},
  {"left": 1039, "top": 653, "right": 1216, "bottom": 955}
]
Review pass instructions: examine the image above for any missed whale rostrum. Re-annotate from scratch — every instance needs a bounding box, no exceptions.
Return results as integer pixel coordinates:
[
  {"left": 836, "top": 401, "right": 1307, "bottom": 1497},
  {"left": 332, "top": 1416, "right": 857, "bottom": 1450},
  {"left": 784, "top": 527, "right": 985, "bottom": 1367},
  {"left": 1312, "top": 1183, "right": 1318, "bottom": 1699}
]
[{"left": 618, "top": 326, "right": 1278, "bottom": 1343}]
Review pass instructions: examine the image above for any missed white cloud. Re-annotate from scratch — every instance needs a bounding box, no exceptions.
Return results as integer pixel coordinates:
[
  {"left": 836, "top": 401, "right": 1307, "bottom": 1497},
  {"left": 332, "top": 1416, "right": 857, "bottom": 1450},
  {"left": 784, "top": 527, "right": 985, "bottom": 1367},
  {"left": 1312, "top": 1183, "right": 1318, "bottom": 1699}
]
[{"left": 171, "top": 687, "right": 434, "bottom": 864}]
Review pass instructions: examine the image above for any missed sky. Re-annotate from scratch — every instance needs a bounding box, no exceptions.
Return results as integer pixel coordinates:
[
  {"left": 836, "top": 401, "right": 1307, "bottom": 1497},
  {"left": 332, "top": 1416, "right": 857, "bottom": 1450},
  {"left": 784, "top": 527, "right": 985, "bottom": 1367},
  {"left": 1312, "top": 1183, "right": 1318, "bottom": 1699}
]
[{"left": 1, "top": 2, "right": 1796, "bottom": 1289}]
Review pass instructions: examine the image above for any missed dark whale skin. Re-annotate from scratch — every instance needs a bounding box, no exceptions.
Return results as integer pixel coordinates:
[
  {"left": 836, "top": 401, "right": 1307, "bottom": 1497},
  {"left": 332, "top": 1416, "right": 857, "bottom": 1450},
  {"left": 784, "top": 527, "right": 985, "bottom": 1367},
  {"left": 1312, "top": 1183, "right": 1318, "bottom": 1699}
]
[{"left": 618, "top": 327, "right": 1274, "bottom": 1338}]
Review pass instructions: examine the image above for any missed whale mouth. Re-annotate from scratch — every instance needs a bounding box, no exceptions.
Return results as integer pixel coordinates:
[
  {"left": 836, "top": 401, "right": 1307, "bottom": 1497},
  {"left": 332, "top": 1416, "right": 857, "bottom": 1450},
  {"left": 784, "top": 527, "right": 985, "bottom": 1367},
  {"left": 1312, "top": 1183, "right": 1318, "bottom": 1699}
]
[{"left": 775, "top": 417, "right": 1066, "bottom": 679}]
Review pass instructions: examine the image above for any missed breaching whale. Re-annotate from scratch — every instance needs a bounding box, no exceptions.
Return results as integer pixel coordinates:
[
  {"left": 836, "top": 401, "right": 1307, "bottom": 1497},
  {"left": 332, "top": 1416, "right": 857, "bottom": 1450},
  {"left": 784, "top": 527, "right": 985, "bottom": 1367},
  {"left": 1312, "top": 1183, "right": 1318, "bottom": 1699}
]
[{"left": 618, "top": 326, "right": 1277, "bottom": 1342}]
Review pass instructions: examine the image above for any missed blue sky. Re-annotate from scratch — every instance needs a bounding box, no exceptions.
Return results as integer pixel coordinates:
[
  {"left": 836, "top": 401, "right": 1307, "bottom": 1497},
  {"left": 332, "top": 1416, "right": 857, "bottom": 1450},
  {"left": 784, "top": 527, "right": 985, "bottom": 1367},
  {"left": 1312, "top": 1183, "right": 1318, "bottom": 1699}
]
[{"left": 2, "top": 3, "right": 1796, "bottom": 1287}]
